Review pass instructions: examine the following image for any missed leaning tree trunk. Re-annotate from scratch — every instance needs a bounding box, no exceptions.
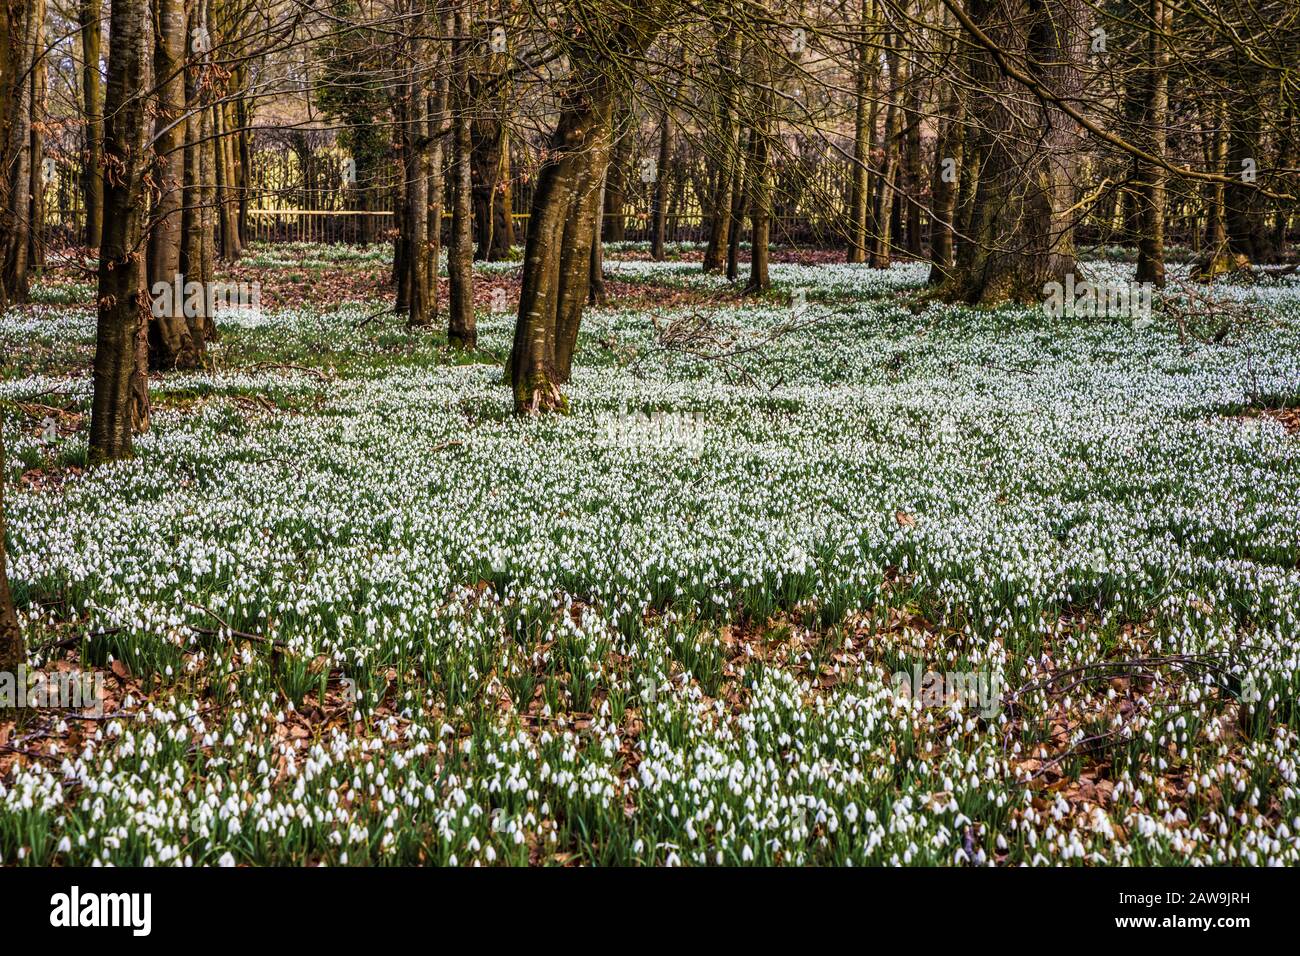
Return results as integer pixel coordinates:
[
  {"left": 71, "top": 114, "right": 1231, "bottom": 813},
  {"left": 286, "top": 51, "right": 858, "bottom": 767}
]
[
  {"left": 942, "top": 0, "right": 1084, "bottom": 304},
  {"left": 89, "top": 0, "right": 154, "bottom": 464},
  {"left": 0, "top": 431, "right": 22, "bottom": 678},
  {"left": 80, "top": 0, "right": 104, "bottom": 248},
  {"left": 147, "top": 0, "right": 198, "bottom": 369},
  {"left": 508, "top": 2, "right": 671, "bottom": 412}
]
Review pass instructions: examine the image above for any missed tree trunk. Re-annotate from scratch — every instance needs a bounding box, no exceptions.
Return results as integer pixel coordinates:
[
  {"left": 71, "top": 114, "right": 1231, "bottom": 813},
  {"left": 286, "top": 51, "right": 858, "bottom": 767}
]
[
  {"left": 508, "top": 4, "right": 669, "bottom": 412},
  {"left": 80, "top": 0, "right": 104, "bottom": 248},
  {"left": 1194, "top": 100, "right": 1238, "bottom": 278},
  {"left": 90, "top": 0, "right": 154, "bottom": 464},
  {"left": 1135, "top": 0, "right": 1169, "bottom": 287},
  {"left": 703, "top": 19, "right": 740, "bottom": 273},
  {"left": 942, "top": 0, "right": 1084, "bottom": 304},
  {"left": 180, "top": 5, "right": 210, "bottom": 354},
  {"left": 27, "top": 4, "right": 46, "bottom": 272},
  {"left": 869, "top": 32, "right": 900, "bottom": 269},
  {"left": 447, "top": 4, "right": 476, "bottom": 349},
  {"left": 604, "top": 108, "right": 631, "bottom": 242},
  {"left": 848, "top": 0, "right": 876, "bottom": 264},
  {"left": 147, "top": 0, "right": 197, "bottom": 369},
  {"left": 589, "top": 167, "right": 607, "bottom": 306},
  {"left": 0, "top": 0, "right": 40, "bottom": 308},
  {"left": 727, "top": 127, "right": 748, "bottom": 282},
  {"left": 928, "top": 83, "right": 963, "bottom": 284},
  {"left": 746, "top": 86, "right": 773, "bottom": 294},
  {"left": 650, "top": 108, "right": 671, "bottom": 260}
]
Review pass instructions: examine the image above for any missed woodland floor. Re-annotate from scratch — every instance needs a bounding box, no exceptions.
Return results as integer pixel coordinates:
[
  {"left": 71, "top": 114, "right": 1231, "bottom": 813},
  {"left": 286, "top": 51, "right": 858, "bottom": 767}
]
[{"left": 1, "top": 241, "right": 1299, "bottom": 865}]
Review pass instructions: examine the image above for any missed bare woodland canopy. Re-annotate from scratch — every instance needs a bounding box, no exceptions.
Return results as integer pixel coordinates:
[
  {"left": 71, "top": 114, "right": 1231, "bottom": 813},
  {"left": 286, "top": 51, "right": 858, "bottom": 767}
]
[{"left": 0, "top": 0, "right": 1295, "bottom": 463}]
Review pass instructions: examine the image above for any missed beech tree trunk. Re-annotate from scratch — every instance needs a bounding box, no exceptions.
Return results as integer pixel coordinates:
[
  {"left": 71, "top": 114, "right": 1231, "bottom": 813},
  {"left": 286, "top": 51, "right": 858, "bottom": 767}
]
[
  {"left": 746, "top": 84, "right": 773, "bottom": 294},
  {"left": 0, "top": 0, "right": 41, "bottom": 308},
  {"left": 147, "top": 0, "right": 198, "bottom": 369},
  {"left": 703, "top": 19, "right": 740, "bottom": 273},
  {"left": 650, "top": 108, "right": 670, "bottom": 260},
  {"left": 869, "top": 32, "right": 900, "bottom": 270},
  {"left": 80, "top": 0, "right": 104, "bottom": 248},
  {"left": 942, "top": 0, "right": 1084, "bottom": 304},
  {"left": 1135, "top": 0, "right": 1169, "bottom": 287},
  {"left": 928, "top": 82, "right": 964, "bottom": 284},
  {"left": 90, "top": 0, "right": 154, "bottom": 464},
  {"left": 848, "top": 0, "right": 876, "bottom": 264},
  {"left": 447, "top": 4, "right": 476, "bottom": 349}
]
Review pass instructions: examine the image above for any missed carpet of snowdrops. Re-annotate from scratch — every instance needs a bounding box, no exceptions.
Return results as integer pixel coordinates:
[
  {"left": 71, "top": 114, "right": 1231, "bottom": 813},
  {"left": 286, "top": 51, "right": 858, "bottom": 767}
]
[{"left": 2, "top": 243, "right": 1300, "bottom": 866}]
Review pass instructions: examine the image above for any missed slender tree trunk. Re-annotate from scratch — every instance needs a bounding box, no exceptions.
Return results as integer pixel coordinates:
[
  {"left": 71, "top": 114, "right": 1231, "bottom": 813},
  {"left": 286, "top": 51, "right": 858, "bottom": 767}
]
[
  {"left": 1195, "top": 99, "right": 1235, "bottom": 278},
  {"left": 928, "top": 83, "right": 963, "bottom": 284},
  {"left": 1135, "top": 0, "right": 1169, "bottom": 287},
  {"left": 848, "top": 0, "right": 876, "bottom": 264},
  {"left": 90, "top": 0, "right": 154, "bottom": 464},
  {"left": 903, "top": 57, "right": 924, "bottom": 258},
  {"left": 703, "top": 19, "right": 740, "bottom": 272},
  {"left": 650, "top": 107, "right": 671, "bottom": 260},
  {"left": 147, "top": 0, "right": 197, "bottom": 369},
  {"left": 80, "top": 0, "right": 104, "bottom": 248},
  {"left": 0, "top": 0, "right": 40, "bottom": 308},
  {"left": 604, "top": 107, "right": 631, "bottom": 242},
  {"left": 869, "top": 32, "right": 900, "bottom": 269},
  {"left": 447, "top": 4, "right": 476, "bottom": 349},
  {"left": 746, "top": 82, "right": 773, "bottom": 294},
  {"left": 180, "top": 7, "right": 209, "bottom": 354},
  {"left": 27, "top": 3, "right": 46, "bottom": 272},
  {"left": 427, "top": 80, "right": 447, "bottom": 322},
  {"left": 726, "top": 130, "right": 747, "bottom": 282},
  {"left": 589, "top": 167, "right": 607, "bottom": 306}
]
